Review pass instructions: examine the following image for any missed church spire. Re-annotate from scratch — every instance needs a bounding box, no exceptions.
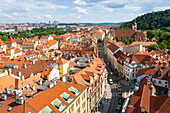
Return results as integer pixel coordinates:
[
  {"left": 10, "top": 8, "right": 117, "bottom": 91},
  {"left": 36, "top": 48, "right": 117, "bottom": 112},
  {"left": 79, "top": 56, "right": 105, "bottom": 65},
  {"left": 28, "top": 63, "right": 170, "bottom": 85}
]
[{"left": 132, "top": 18, "right": 137, "bottom": 30}]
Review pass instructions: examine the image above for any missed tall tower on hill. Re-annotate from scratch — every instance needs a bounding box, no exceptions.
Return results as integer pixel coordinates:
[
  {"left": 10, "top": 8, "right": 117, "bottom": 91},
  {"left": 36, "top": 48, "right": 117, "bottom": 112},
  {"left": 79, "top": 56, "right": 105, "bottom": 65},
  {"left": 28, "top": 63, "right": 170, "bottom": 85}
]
[{"left": 132, "top": 19, "right": 137, "bottom": 30}]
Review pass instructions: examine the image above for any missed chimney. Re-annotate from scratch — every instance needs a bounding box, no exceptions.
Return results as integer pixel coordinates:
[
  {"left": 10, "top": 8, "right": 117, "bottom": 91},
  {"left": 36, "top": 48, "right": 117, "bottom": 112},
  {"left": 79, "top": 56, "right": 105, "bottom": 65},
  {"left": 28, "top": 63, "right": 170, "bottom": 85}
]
[
  {"left": 141, "top": 107, "right": 145, "bottom": 113},
  {"left": 16, "top": 96, "right": 24, "bottom": 105},
  {"left": 15, "top": 78, "right": 19, "bottom": 89},
  {"left": 1, "top": 94, "right": 7, "bottom": 101},
  {"left": 32, "top": 85, "right": 35, "bottom": 91},
  {"left": 23, "top": 63, "right": 26, "bottom": 68},
  {"left": 32, "top": 60, "right": 35, "bottom": 64},
  {"left": 39, "top": 80, "right": 42, "bottom": 85},
  {"left": 8, "top": 68, "right": 12, "bottom": 76},
  {"left": 17, "top": 72, "right": 21, "bottom": 77},
  {"left": 30, "top": 73, "right": 33, "bottom": 77},
  {"left": 21, "top": 76, "right": 25, "bottom": 81}
]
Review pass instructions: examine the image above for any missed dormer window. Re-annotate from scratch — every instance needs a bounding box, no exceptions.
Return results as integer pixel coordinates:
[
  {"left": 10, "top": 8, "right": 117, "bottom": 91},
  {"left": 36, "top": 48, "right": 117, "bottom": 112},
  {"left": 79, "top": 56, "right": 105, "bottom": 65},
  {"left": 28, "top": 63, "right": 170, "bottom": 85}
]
[
  {"left": 39, "top": 106, "right": 55, "bottom": 113},
  {"left": 60, "top": 92, "right": 73, "bottom": 103},
  {"left": 69, "top": 86, "right": 80, "bottom": 96},
  {"left": 51, "top": 98, "right": 66, "bottom": 111},
  {"left": 158, "top": 69, "right": 163, "bottom": 76}
]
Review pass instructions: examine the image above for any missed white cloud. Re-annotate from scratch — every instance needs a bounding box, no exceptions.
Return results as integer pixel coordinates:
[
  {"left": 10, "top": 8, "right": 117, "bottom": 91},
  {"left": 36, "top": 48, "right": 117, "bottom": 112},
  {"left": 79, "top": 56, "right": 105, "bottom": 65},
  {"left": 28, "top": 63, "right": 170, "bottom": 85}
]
[
  {"left": 153, "top": 6, "right": 170, "bottom": 12},
  {"left": 13, "top": 12, "right": 18, "bottom": 16},
  {"left": 73, "top": 0, "right": 87, "bottom": 5},
  {"left": 71, "top": 7, "right": 87, "bottom": 14},
  {"left": 69, "top": 13, "right": 81, "bottom": 18},
  {"left": 45, "top": 15, "right": 53, "bottom": 19},
  {"left": 3, "top": 14, "right": 15, "bottom": 19}
]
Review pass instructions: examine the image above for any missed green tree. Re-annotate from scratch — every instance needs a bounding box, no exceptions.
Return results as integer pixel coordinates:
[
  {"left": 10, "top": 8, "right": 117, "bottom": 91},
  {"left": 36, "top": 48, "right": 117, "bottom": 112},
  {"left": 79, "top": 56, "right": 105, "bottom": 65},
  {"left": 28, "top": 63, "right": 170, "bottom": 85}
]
[
  {"left": 159, "top": 42, "right": 167, "bottom": 50},
  {"left": 98, "top": 39, "right": 102, "bottom": 43},
  {"left": 147, "top": 31, "right": 155, "bottom": 39},
  {"left": 149, "top": 44, "right": 159, "bottom": 50},
  {"left": 127, "top": 38, "right": 133, "bottom": 44}
]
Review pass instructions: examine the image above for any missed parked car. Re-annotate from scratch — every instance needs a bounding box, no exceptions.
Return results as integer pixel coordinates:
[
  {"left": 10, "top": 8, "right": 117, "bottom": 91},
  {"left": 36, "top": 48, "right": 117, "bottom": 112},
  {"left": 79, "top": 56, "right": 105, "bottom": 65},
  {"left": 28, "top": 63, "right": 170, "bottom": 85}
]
[
  {"left": 110, "top": 72, "right": 113, "bottom": 75},
  {"left": 109, "top": 79, "right": 113, "bottom": 84}
]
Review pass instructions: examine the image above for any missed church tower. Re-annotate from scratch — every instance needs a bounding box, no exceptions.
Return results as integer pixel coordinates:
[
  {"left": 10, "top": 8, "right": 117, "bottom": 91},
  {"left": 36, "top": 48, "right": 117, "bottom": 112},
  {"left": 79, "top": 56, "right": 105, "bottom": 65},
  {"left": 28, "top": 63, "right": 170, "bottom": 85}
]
[{"left": 132, "top": 19, "right": 137, "bottom": 30}]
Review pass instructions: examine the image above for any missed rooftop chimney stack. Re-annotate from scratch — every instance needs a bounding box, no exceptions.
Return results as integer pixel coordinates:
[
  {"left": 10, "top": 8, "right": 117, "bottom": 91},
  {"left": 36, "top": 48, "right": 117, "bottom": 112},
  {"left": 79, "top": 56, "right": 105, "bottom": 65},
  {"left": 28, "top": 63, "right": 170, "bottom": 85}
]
[
  {"left": 23, "top": 63, "right": 26, "bottom": 68},
  {"left": 21, "top": 75, "right": 25, "bottom": 81},
  {"left": 17, "top": 72, "right": 21, "bottom": 77},
  {"left": 8, "top": 68, "right": 12, "bottom": 76},
  {"left": 1, "top": 94, "right": 7, "bottom": 101}
]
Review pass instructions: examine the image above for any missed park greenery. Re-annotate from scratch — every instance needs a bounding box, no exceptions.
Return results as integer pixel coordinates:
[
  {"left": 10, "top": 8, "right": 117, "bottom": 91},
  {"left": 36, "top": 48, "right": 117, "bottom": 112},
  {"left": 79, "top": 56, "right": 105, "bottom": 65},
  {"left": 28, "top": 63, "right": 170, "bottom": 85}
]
[
  {"left": 121, "top": 38, "right": 133, "bottom": 45},
  {"left": 0, "top": 27, "right": 68, "bottom": 42}
]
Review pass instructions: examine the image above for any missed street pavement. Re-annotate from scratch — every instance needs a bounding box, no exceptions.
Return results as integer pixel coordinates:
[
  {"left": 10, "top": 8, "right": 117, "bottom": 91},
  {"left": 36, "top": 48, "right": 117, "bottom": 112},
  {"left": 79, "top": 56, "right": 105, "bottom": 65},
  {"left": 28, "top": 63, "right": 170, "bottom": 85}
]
[
  {"left": 97, "top": 41, "right": 119, "bottom": 113},
  {"left": 97, "top": 41, "right": 135, "bottom": 113},
  {"left": 97, "top": 83, "right": 112, "bottom": 113}
]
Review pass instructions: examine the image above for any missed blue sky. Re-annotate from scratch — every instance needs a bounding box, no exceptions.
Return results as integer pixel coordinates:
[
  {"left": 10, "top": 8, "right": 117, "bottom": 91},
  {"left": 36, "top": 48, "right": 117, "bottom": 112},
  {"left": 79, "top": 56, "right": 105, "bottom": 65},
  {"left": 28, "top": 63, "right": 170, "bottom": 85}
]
[{"left": 0, "top": 0, "right": 170, "bottom": 23}]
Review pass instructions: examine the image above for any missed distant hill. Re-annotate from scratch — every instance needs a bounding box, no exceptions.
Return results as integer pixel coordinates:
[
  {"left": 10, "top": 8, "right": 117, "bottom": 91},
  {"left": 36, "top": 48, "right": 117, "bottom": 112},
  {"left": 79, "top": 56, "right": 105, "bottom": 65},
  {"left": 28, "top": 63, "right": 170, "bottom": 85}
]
[{"left": 119, "top": 9, "right": 170, "bottom": 30}]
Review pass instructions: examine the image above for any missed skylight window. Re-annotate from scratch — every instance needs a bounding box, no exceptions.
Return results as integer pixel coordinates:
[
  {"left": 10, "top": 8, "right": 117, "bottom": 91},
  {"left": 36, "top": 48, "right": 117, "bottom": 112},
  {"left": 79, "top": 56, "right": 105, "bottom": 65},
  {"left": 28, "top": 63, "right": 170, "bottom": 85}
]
[
  {"left": 0, "top": 103, "right": 2, "bottom": 107},
  {"left": 8, "top": 107, "right": 13, "bottom": 112},
  {"left": 61, "top": 82, "right": 66, "bottom": 86},
  {"left": 80, "top": 81, "right": 84, "bottom": 85},
  {"left": 60, "top": 92, "right": 73, "bottom": 103},
  {"left": 51, "top": 98, "right": 66, "bottom": 111},
  {"left": 69, "top": 86, "right": 80, "bottom": 96},
  {"left": 39, "top": 106, "right": 55, "bottom": 113}
]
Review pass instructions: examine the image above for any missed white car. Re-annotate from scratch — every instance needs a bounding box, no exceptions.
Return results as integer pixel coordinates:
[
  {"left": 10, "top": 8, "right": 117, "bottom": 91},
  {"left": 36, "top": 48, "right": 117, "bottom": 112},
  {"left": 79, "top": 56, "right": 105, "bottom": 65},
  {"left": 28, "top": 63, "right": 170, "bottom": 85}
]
[{"left": 109, "top": 79, "right": 113, "bottom": 84}]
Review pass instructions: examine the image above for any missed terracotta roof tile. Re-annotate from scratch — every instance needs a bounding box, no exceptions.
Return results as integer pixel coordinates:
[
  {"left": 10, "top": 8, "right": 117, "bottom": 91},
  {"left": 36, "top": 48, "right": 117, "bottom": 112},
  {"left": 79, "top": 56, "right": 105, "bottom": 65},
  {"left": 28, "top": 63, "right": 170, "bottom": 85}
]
[{"left": 6, "top": 37, "right": 16, "bottom": 43}]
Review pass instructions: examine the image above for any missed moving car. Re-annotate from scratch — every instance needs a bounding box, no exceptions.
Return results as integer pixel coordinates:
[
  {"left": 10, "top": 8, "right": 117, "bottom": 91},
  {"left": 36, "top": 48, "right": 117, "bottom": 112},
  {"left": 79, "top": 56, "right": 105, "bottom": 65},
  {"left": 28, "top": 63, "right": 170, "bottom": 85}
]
[{"left": 109, "top": 79, "right": 113, "bottom": 84}]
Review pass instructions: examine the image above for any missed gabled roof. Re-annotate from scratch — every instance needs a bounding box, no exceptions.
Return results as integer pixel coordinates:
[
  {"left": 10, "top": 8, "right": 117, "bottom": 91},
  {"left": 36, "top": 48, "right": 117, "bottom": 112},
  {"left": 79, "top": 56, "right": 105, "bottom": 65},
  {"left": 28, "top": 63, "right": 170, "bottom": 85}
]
[
  {"left": 115, "top": 30, "right": 146, "bottom": 38},
  {"left": 0, "top": 39, "right": 6, "bottom": 46},
  {"left": 115, "top": 30, "right": 136, "bottom": 38},
  {"left": 56, "top": 58, "right": 68, "bottom": 64},
  {"left": 6, "top": 37, "right": 16, "bottom": 43},
  {"left": 127, "top": 54, "right": 152, "bottom": 65},
  {"left": 137, "top": 66, "right": 169, "bottom": 80},
  {"left": 107, "top": 43, "right": 119, "bottom": 53},
  {"left": 150, "top": 94, "right": 170, "bottom": 113}
]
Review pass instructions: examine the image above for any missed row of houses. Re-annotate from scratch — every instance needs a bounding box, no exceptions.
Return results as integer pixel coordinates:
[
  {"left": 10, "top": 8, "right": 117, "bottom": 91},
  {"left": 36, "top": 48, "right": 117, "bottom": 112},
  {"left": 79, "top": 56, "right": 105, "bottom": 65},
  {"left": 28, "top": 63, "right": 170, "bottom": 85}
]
[{"left": 0, "top": 27, "right": 108, "bottom": 113}]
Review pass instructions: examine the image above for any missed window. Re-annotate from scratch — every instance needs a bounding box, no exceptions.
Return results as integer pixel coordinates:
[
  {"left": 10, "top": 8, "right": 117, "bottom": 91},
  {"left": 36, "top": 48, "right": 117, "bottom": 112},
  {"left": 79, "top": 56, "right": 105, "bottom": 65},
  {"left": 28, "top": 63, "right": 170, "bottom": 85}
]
[
  {"left": 77, "top": 107, "right": 80, "bottom": 113},
  {"left": 154, "top": 80, "right": 156, "bottom": 83},
  {"left": 82, "top": 102, "right": 85, "bottom": 108},
  {"left": 165, "top": 82, "right": 167, "bottom": 84},
  {"left": 70, "top": 105, "right": 74, "bottom": 112},
  {"left": 76, "top": 98, "right": 80, "bottom": 106},
  {"left": 82, "top": 93, "right": 85, "bottom": 100},
  {"left": 0, "top": 103, "right": 2, "bottom": 107},
  {"left": 165, "top": 85, "right": 168, "bottom": 88},
  {"left": 8, "top": 107, "right": 13, "bottom": 112},
  {"left": 159, "top": 81, "right": 162, "bottom": 84}
]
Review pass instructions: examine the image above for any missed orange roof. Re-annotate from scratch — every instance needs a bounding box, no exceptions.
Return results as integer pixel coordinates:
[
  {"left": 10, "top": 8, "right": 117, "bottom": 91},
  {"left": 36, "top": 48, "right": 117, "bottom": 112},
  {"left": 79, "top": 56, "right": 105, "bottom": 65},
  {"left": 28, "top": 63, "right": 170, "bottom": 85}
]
[
  {"left": 56, "top": 58, "right": 68, "bottom": 64},
  {"left": 0, "top": 39, "right": 6, "bottom": 46},
  {"left": 25, "top": 81, "right": 87, "bottom": 113},
  {"left": 130, "top": 41, "right": 157, "bottom": 46},
  {"left": 6, "top": 37, "right": 16, "bottom": 43},
  {"left": 45, "top": 40, "right": 57, "bottom": 46},
  {"left": 0, "top": 75, "right": 16, "bottom": 93}
]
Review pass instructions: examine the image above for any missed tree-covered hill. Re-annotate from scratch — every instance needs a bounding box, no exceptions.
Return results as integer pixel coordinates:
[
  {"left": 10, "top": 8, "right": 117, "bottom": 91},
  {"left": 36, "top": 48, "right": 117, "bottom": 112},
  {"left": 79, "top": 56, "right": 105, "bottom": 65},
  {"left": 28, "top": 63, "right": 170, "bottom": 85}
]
[{"left": 119, "top": 9, "right": 170, "bottom": 30}]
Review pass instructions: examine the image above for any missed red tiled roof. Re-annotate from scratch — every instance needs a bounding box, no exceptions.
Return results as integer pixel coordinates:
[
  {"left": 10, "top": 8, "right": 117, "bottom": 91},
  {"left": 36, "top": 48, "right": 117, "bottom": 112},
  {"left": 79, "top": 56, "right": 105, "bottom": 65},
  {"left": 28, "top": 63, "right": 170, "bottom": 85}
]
[
  {"left": 107, "top": 43, "right": 119, "bottom": 53},
  {"left": 25, "top": 81, "right": 87, "bottom": 113},
  {"left": 0, "top": 39, "right": 6, "bottom": 46},
  {"left": 6, "top": 37, "right": 16, "bottom": 43}
]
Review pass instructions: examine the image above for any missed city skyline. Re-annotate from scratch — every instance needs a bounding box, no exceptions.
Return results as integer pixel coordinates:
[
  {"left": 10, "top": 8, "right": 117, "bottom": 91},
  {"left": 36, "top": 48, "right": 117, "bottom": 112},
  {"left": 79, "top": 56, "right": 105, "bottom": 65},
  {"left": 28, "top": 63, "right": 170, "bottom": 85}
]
[{"left": 0, "top": 0, "right": 170, "bottom": 23}]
